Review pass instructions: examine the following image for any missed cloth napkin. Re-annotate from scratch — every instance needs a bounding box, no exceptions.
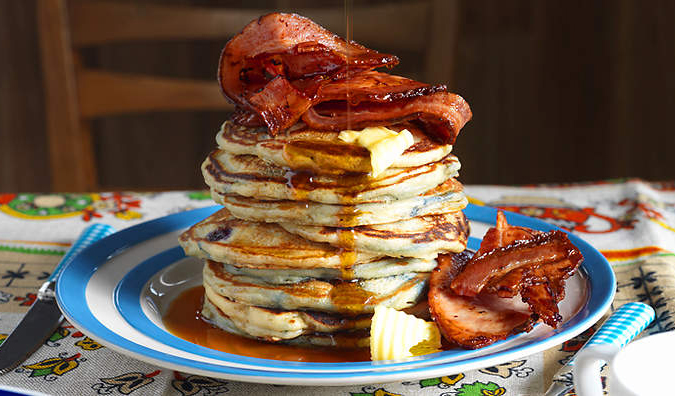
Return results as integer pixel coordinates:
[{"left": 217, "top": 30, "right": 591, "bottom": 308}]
[{"left": 1, "top": 179, "right": 673, "bottom": 395}]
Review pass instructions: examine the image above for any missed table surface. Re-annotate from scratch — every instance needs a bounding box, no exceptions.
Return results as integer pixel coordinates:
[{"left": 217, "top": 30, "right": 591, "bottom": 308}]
[{"left": 1, "top": 179, "right": 674, "bottom": 396}]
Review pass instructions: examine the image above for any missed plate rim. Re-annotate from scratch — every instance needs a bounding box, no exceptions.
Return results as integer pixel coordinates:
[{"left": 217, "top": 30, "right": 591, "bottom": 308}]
[{"left": 56, "top": 204, "right": 615, "bottom": 385}]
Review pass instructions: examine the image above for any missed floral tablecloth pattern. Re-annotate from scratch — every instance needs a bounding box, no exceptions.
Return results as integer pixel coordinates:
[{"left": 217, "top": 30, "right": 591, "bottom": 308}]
[{"left": 1, "top": 179, "right": 674, "bottom": 396}]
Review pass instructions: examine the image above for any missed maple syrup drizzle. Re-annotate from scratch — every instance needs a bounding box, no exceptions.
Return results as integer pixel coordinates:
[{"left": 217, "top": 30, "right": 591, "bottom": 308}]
[
  {"left": 332, "top": 205, "right": 376, "bottom": 313},
  {"left": 284, "top": 169, "right": 313, "bottom": 202},
  {"left": 284, "top": 140, "right": 370, "bottom": 174},
  {"left": 344, "top": 0, "right": 353, "bottom": 130},
  {"left": 281, "top": 0, "right": 371, "bottom": 323},
  {"left": 162, "top": 286, "right": 370, "bottom": 363},
  {"left": 337, "top": 226, "right": 357, "bottom": 277},
  {"left": 328, "top": 279, "right": 374, "bottom": 315}
]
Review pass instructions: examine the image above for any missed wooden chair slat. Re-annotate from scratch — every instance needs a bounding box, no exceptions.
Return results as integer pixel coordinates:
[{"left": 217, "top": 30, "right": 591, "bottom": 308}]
[
  {"left": 77, "top": 70, "right": 233, "bottom": 117},
  {"left": 38, "top": 0, "right": 97, "bottom": 192},
  {"left": 69, "top": 0, "right": 428, "bottom": 51},
  {"left": 69, "top": 1, "right": 263, "bottom": 47}
]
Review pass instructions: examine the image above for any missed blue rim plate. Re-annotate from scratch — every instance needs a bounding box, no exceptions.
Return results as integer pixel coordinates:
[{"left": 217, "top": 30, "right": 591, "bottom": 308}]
[{"left": 56, "top": 204, "right": 615, "bottom": 385}]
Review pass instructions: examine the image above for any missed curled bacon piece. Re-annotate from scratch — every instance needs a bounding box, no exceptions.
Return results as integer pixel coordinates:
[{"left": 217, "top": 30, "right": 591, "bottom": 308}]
[
  {"left": 303, "top": 91, "right": 471, "bottom": 144},
  {"left": 429, "top": 252, "right": 536, "bottom": 349},
  {"left": 429, "top": 211, "right": 584, "bottom": 348},
  {"left": 473, "top": 210, "right": 539, "bottom": 254},
  {"left": 298, "top": 71, "right": 472, "bottom": 144},
  {"left": 231, "top": 107, "right": 264, "bottom": 128},
  {"left": 451, "top": 230, "right": 580, "bottom": 297},
  {"left": 219, "top": 13, "right": 472, "bottom": 143},
  {"left": 315, "top": 71, "right": 446, "bottom": 104},
  {"left": 218, "top": 13, "right": 398, "bottom": 134}
]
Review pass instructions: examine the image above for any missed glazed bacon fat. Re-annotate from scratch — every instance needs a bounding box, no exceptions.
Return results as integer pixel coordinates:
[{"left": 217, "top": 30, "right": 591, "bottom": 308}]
[
  {"left": 218, "top": 13, "right": 472, "bottom": 143},
  {"left": 428, "top": 211, "right": 583, "bottom": 349}
]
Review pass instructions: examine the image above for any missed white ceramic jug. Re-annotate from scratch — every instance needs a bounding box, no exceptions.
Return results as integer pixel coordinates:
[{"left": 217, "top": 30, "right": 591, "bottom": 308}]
[{"left": 574, "top": 330, "right": 674, "bottom": 395}]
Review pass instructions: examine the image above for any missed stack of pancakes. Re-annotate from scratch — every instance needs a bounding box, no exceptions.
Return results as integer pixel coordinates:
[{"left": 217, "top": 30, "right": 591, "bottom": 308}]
[{"left": 179, "top": 121, "right": 470, "bottom": 347}]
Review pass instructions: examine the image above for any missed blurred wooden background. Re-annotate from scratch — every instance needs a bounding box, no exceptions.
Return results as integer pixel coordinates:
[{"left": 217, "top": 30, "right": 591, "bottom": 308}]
[{"left": 1, "top": 0, "right": 674, "bottom": 192}]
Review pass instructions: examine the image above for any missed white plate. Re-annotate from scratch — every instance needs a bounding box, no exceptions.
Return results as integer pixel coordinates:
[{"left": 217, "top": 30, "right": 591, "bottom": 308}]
[{"left": 56, "top": 204, "right": 615, "bottom": 385}]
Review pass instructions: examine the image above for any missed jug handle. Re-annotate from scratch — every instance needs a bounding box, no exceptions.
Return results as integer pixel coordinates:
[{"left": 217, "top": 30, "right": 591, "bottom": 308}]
[
  {"left": 572, "top": 302, "right": 655, "bottom": 395},
  {"left": 573, "top": 343, "right": 619, "bottom": 396}
]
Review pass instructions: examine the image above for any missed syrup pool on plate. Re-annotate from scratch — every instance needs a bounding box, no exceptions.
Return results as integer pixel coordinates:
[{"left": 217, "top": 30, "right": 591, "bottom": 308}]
[{"left": 162, "top": 286, "right": 371, "bottom": 363}]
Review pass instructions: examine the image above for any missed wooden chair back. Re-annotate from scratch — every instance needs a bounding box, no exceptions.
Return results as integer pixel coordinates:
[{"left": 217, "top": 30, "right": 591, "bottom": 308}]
[{"left": 37, "top": 0, "right": 457, "bottom": 192}]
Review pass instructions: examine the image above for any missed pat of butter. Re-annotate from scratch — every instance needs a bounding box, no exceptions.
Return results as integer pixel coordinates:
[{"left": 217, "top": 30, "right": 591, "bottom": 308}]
[
  {"left": 338, "top": 127, "right": 414, "bottom": 177},
  {"left": 370, "top": 305, "right": 441, "bottom": 361}
]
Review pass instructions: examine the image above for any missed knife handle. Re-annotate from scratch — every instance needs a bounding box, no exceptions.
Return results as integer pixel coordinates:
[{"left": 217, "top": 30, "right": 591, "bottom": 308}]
[{"left": 48, "top": 223, "right": 116, "bottom": 282}]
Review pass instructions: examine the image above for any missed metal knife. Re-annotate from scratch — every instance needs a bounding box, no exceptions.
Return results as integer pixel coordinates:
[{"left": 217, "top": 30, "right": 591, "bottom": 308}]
[
  {"left": 0, "top": 223, "right": 115, "bottom": 374},
  {"left": 544, "top": 301, "right": 655, "bottom": 396}
]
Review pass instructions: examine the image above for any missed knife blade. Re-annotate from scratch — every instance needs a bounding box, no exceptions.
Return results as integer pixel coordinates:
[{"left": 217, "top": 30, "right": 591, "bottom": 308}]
[
  {"left": 0, "top": 223, "right": 115, "bottom": 374},
  {"left": 544, "top": 301, "right": 655, "bottom": 396}
]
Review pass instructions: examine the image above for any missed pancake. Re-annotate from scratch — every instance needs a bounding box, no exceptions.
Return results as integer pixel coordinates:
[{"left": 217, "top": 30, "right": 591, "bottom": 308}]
[
  {"left": 213, "top": 178, "right": 467, "bottom": 227},
  {"left": 280, "top": 210, "right": 470, "bottom": 259},
  {"left": 202, "top": 149, "right": 461, "bottom": 204},
  {"left": 280, "top": 330, "right": 370, "bottom": 348},
  {"left": 203, "top": 260, "right": 429, "bottom": 314},
  {"left": 176, "top": 12, "right": 478, "bottom": 349},
  {"left": 219, "top": 256, "right": 437, "bottom": 282},
  {"left": 203, "top": 283, "right": 370, "bottom": 341},
  {"left": 201, "top": 298, "right": 370, "bottom": 347},
  {"left": 179, "top": 208, "right": 380, "bottom": 269},
  {"left": 216, "top": 121, "right": 453, "bottom": 174}
]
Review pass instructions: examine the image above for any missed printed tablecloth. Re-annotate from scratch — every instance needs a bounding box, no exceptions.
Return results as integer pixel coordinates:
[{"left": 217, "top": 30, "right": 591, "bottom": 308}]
[{"left": 1, "top": 179, "right": 674, "bottom": 396}]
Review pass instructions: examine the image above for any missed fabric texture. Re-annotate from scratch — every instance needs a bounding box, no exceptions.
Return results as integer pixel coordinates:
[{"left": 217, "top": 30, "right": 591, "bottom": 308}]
[{"left": 1, "top": 179, "right": 673, "bottom": 395}]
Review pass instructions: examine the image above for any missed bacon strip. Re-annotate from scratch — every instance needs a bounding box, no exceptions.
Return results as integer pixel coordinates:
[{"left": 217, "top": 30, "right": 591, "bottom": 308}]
[
  {"left": 428, "top": 252, "right": 536, "bottom": 349},
  {"left": 228, "top": 70, "right": 472, "bottom": 144},
  {"left": 302, "top": 89, "right": 472, "bottom": 144},
  {"left": 475, "top": 211, "right": 539, "bottom": 254},
  {"left": 429, "top": 211, "right": 584, "bottom": 348},
  {"left": 246, "top": 76, "right": 314, "bottom": 133},
  {"left": 218, "top": 13, "right": 398, "bottom": 134},
  {"left": 450, "top": 230, "right": 581, "bottom": 297},
  {"left": 451, "top": 212, "right": 582, "bottom": 328},
  {"left": 219, "top": 14, "right": 472, "bottom": 143},
  {"left": 315, "top": 71, "right": 445, "bottom": 104}
]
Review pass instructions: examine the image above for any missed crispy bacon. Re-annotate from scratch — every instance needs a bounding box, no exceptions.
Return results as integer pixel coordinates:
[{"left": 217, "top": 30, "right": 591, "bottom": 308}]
[
  {"left": 315, "top": 71, "right": 446, "bottom": 104},
  {"left": 219, "top": 13, "right": 472, "bottom": 143},
  {"left": 429, "top": 211, "right": 584, "bottom": 348},
  {"left": 246, "top": 76, "right": 314, "bottom": 133},
  {"left": 228, "top": 70, "right": 472, "bottom": 143},
  {"left": 475, "top": 211, "right": 539, "bottom": 254},
  {"left": 218, "top": 13, "right": 398, "bottom": 135},
  {"left": 288, "top": 71, "right": 471, "bottom": 144},
  {"left": 429, "top": 252, "right": 536, "bottom": 349},
  {"left": 450, "top": 230, "right": 581, "bottom": 298},
  {"left": 231, "top": 107, "right": 264, "bottom": 128},
  {"left": 302, "top": 89, "right": 472, "bottom": 144}
]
